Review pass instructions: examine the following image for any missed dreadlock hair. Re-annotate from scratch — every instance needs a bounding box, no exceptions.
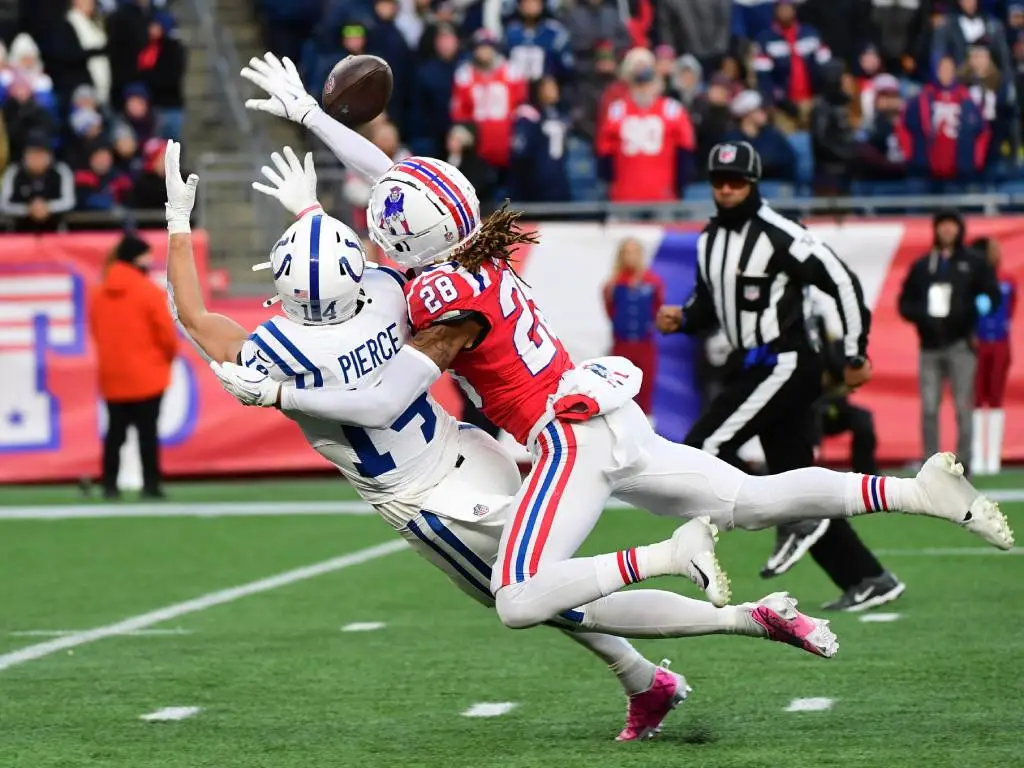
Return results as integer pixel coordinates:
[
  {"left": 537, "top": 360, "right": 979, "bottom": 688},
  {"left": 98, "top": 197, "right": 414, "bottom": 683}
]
[{"left": 453, "top": 201, "right": 540, "bottom": 273}]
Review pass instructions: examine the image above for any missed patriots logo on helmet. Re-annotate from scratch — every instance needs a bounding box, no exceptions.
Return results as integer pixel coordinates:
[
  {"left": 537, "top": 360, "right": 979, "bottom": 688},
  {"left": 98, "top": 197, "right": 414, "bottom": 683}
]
[
  {"left": 379, "top": 186, "right": 413, "bottom": 236},
  {"left": 718, "top": 144, "right": 737, "bottom": 164}
]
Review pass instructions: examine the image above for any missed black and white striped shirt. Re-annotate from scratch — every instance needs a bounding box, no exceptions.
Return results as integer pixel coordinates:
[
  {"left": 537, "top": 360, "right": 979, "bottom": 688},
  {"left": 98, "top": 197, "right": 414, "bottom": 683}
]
[{"left": 681, "top": 202, "right": 870, "bottom": 358}]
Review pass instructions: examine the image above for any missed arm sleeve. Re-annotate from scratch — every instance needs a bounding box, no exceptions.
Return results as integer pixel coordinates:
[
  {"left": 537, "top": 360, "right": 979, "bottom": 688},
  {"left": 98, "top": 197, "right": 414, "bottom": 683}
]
[
  {"left": 304, "top": 108, "right": 393, "bottom": 184},
  {"left": 280, "top": 345, "right": 441, "bottom": 428},
  {"left": 679, "top": 265, "right": 718, "bottom": 335},
  {"left": 781, "top": 230, "right": 871, "bottom": 357}
]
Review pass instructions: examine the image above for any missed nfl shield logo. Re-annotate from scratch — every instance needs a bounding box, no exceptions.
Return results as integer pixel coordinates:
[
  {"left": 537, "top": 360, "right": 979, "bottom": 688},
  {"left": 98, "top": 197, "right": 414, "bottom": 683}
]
[
  {"left": 473, "top": 504, "right": 489, "bottom": 518},
  {"left": 719, "top": 144, "right": 737, "bottom": 164},
  {"left": 744, "top": 284, "right": 760, "bottom": 302}
]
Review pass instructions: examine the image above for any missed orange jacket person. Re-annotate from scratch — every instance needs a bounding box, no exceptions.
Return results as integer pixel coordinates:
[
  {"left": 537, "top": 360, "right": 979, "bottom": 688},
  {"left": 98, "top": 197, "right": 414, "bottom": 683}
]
[{"left": 89, "top": 233, "right": 177, "bottom": 499}]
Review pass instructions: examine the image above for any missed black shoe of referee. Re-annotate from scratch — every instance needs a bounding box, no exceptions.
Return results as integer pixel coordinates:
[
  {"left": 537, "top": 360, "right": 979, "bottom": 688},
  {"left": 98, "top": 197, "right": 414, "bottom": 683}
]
[
  {"left": 821, "top": 571, "right": 906, "bottom": 612},
  {"left": 759, "top": 520, "right": 831, "bottom": 578}
]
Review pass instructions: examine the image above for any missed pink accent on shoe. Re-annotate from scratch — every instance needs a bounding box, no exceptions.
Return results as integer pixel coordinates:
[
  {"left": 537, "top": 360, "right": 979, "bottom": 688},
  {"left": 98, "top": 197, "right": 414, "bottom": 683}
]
[
  {"left": 751, "top": 603, "right": 834, "bottom": 658},
  {"left": 615, "top": 667, "right": 688, "bottom": 741}
]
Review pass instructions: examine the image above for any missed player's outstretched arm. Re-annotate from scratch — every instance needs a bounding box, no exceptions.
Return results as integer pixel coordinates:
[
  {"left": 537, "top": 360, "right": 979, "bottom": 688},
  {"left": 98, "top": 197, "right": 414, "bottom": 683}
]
[
  {"left": 164, "top": 140, "right": 248, "bottom": 364},
  {"left": 279, "top": 320, "right": 482, "bottom": 427},
  {"left": 240, "top": 52, "right": 392, "bottom": 184}
]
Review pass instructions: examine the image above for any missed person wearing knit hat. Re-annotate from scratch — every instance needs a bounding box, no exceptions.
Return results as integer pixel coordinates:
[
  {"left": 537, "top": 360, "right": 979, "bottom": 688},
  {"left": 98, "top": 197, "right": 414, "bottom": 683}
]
[{"left": 89, "top": 232, "right": 177, "bottom": 499}]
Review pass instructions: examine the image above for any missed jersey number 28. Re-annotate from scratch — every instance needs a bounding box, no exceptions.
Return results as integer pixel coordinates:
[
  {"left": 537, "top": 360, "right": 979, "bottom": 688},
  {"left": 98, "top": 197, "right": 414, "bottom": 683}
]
[{"left": 499, "top": 270, "right": 557, "bottom": 375}]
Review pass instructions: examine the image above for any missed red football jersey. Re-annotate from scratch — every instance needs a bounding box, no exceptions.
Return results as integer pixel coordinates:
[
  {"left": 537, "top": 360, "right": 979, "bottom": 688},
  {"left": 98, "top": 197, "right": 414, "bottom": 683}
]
[
  {"left": 450, "top": 63, "right": 528, "bottom": 169},
  {"left": 406, "top": 260, "right": 572, "bottom": 444},
  {"left": 596, "top": 95, "right": 695, "bottom": 202}
]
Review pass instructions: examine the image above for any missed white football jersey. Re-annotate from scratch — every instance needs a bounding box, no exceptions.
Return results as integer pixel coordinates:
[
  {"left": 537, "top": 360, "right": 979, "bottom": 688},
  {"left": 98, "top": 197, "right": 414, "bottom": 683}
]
[{"left": 239, "top": 265, "right": 460, "bottom": 505}]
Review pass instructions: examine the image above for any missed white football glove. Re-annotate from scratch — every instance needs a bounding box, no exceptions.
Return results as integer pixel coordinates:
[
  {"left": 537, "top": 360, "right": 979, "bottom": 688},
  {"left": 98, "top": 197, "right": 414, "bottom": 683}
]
[
  {"left": 241, "top": 52, "right": 320, "bottom": 126},
  {"left": 164, "top": 139, "right": 198, "bottom": 235},
  {"left": 210, "top": 361, "right": 281, "bottom": 407},
  {"left": 252, "top": 146, "right": 321, "bottom": 218}
]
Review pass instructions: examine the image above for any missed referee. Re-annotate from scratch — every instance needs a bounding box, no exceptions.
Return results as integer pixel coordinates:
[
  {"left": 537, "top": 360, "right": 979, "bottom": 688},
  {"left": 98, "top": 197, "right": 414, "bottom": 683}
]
[{"left": 656, "top": 141, "right": 904, "bottom": 611}]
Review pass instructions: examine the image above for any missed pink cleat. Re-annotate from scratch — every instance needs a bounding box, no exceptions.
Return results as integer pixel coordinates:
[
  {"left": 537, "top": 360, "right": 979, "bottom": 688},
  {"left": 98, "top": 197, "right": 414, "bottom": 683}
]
[
  {"left": 749, "top": 592, "right": 839, "bottom": 659},
  {"left": 615, "top": 662, "right": 691, "bottom": 742}
]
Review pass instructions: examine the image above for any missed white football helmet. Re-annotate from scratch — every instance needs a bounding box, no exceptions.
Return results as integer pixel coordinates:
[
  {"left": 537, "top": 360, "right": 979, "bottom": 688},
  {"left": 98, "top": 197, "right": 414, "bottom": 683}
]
[
  {"left": 254, "top": 212, "right": 367, "bottom": 324},
  {"left": 366, "top": 157, "right": 481, "bottom": 269}
]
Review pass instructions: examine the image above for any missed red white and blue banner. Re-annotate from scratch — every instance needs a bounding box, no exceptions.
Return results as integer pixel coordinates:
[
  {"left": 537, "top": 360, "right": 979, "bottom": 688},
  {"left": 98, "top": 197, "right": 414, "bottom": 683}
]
[{"left": 0, "top": 220, "right": 1021, "bottom": 483}]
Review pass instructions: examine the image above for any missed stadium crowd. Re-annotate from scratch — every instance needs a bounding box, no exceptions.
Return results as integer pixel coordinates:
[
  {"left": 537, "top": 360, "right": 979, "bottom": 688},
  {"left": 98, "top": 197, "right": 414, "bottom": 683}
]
[
  {"left": 0, "top": 0, "right": 185, "bottom": 232},
  {"left": 255, "top": 0, "right": 1024, "bottom": 205}
]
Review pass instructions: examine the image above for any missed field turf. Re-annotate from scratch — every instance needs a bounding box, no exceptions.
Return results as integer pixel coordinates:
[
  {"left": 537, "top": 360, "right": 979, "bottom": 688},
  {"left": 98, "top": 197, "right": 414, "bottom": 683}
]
[{"left": 1, "top": 474, "right": 1022, "bottom": 767}]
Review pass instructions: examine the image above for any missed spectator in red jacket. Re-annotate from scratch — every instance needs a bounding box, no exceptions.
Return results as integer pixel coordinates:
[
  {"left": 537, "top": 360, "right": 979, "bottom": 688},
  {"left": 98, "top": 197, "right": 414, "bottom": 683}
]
[
  {"left": 450, "top": 29, "right": 527, "bottom": 172},
  {"left": 602, "top": 237, "right": 664, "bottom": 414},
  {"left": 596, "top": 47, "right": 695, "bottom": 201}
]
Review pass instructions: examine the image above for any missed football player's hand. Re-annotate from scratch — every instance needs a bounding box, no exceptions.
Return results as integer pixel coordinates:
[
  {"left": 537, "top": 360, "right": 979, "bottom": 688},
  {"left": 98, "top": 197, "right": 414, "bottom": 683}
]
[
  {"left": 210, "top": 361, "right": 281, "bottom": 408},
  {"left": 241, "top": 52, "right": 319, "bottom": 126},
  {"left": 656, "top": 305, "right": 683, "bottom": 334},
  {"left": 252, "top": 146, "right": 321, "bottom": 218},
  {"left": 164, "top": 139, "right": 198, "bottom": 235}
]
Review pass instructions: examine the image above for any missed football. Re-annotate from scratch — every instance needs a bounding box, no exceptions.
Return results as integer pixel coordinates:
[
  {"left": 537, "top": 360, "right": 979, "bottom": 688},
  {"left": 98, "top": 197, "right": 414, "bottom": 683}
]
[{"left": 321, "top": 55, "right": 393, "bottom": 126}]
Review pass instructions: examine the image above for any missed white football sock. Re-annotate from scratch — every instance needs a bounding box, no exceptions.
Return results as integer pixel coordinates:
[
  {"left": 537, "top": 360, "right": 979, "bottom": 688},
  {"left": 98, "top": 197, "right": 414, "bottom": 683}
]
[
  {"left": 972, "top": 409, "right": 987, "bottom": 475},
  {"left": 561, "top": 630, "right": 656, "bottom": 695},
  {"left": 989, "top": 409, "right": 1005, "bottom": 474},
  {"left": 577, "top": 590, "right": 763, "bottom": 638}
]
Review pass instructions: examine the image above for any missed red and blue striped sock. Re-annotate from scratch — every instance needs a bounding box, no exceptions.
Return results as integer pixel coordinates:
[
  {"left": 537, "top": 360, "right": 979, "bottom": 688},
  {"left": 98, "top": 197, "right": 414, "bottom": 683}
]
[{"left": 615, "top": 548, "right": 642, "bottom": 586}]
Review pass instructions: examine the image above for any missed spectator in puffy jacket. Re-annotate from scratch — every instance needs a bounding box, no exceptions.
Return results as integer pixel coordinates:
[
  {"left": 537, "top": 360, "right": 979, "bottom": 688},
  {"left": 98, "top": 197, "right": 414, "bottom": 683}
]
[
  {"left": 74, "top": 142, "right": 133, "bottom": 210},
  {"left": 0, "top": 130, "right": 75, "bottom": 232},
  {"left": 560, "top": 0, "right": 630, "bottom": 78},
  {"left": 410, "top": 22, "right": 459, "bottom": 156},
  {"left": 959, "top": 39, "right": 1019, "bottom": 170},
  {"left": 754, "top": 0, "right": 831, "bottom": 125},
  {"left": 123, "top": 82, "right": 156, "bottom": 145},
  {"left": 722, "top": 89, "right": 797, "bottom": 182},
  {"left": 898, "top": 209, "right": 1000, "bottom": 470},
  {"left": 3, "top": 33, "right": 58, "bottom": 119},
  {"left": 904, "top": 55, "right": 989, "bottom": 182},
  {"left": 510, "top": 75, "right": 571, "bottom": 202},
  {"left": 46, "top": 0, "right": 112, "bottom": 104},
  {"left": 932, "top": 0, "right": 1012, "bottom": 74},
  {"left": 810, "top": 59, "right": 861, "bottom": 193},
  {"left": 1, "top": 74, "right": 56, "bottom": 161},
  {"left": 138, "top": 11, "right": 186, "bottom": 140},
  {"left": 89, "top": 232, "right": 177, "bottom": 499},
  {"left": 367, "top": 0, "right": 414, "bottom": 133}
]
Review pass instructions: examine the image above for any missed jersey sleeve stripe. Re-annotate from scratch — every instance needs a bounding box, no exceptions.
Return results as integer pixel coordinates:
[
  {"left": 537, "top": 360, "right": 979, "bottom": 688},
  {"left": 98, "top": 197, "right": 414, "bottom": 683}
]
[
  {"left": 308, "top": 214, "right": 323, "bottom": 322},
  {"left": 249, "top": 330, "right": 303, "bottom": 387},
  {"left": 413, "top": 158, "right": 477, "bottom": 231},
  {"left": 261, "top": 320, "right": 325, "bottom": 388},
  {"left": 375, "top": 265, "right": 407, "bottom": 288}
]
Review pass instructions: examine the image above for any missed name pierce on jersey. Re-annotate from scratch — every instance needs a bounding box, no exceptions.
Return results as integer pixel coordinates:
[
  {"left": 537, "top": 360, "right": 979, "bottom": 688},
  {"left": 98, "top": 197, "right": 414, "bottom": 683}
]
[{"left": 337, "top": 321, "right": 402, "bottom": 384}]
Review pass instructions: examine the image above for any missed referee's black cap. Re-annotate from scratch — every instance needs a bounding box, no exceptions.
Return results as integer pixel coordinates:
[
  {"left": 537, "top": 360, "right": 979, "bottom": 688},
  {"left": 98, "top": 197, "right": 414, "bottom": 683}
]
[{"left": 707, "top": 141, "right": 762, "bottom": 182}]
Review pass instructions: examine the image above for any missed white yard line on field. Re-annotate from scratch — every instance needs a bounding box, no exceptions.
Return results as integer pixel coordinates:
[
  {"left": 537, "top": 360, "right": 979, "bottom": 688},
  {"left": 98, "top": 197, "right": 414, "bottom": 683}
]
[
  {"left": 859, "top": 613, "right": 902, "bottom": 623},
  {"left": 785, "top": 698, "right": 835, "bottom": 713},
  {"left": 462, "top": 702, "right": 518, "bottom": 718},
  {"left": 0, "top": 501, "right": 374, "bottom": 520},
  {"left": 9, "top": 628, "right": 193, "bottom": 637},
  {"left": 341, "top": 622, "right": 386, "bottom": 632},
  {"left": 874, "top": 547, "right": 1023, "bottom": 556},
  {"left": 0, "top": 539, "right": 408, "bottom": 673},
  {"left": 140, "top": 707, "right": 201, "bottom": 722}
]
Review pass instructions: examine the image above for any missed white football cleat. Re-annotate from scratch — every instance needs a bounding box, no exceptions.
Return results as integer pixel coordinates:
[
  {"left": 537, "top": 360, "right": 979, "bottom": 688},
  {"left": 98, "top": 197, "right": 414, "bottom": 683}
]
[
  {"left": 915, "top": 452, "right": 1014, "bottom": 550},
  {"left": 672, "top": 516, "right": 731, "bottom": 607}
]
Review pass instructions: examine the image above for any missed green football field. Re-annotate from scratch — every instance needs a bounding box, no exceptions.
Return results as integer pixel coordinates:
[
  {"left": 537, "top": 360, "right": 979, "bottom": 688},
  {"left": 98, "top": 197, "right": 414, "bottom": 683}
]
[{"left": 2, "top": 473, "right": 1022, "bottom": 768}]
